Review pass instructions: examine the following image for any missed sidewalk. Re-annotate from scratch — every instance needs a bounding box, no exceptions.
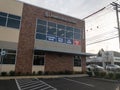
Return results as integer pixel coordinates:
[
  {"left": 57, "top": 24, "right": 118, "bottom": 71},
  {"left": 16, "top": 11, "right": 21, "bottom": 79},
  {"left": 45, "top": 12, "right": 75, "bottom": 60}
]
[{"left": 0, "top": 74, "right": 88, "bottom": 80}]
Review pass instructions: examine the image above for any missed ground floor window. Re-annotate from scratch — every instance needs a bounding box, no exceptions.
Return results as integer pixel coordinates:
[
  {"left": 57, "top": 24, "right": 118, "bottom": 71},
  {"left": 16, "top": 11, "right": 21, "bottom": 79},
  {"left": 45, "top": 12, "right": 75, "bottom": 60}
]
[
  {"left": 33, "top": 50, "right": 45, "bottom": 65},
  {"left": 0, "top": 49, "right": 16, "bottom": 64},
  {"left": 74, "top": 56, "right": 81, "bottom": 67}
]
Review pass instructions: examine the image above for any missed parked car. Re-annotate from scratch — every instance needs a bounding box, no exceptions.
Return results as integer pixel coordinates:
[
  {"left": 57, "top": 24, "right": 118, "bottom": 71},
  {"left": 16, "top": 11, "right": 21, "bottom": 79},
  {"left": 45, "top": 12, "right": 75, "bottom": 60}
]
[
  {"left": 86, "top": 64, "right": 104, "bottom": 71},
  {"left": 106, "top": 64, "right": 120, "bottom": 71}
]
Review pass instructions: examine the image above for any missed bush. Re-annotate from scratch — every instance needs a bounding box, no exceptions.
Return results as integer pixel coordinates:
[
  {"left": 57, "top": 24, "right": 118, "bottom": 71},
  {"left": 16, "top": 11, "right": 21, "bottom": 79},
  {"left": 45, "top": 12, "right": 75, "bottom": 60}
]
[
  {"left": 115, "top": 73, "right": 120, "bottom": 79},
  {"left": 9, "top": 71, "right": 15, "bottom": 76},
  {"left": 1, "top": 72, "right": 7, "bottom": 76},
  {"left": 37, "top": 71, "right": 43, "bottom": 75},
  {"left": 100, "top": 72, "right": 106, "bottom": 77},
  {"left": 87, "top": 71, "right": 92, "bottom": 77},
  {"left": 32, "top": 71, "right": 36, "bottom": 75},
  {"left": 106, "top": 73, "right": 114, "bottom": 79}
]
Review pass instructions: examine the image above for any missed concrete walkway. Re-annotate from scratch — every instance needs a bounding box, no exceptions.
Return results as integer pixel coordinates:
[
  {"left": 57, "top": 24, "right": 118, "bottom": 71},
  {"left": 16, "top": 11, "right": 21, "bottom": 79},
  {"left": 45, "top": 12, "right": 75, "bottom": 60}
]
[{"left": 0, "top": 74, "right": 88, "bottom": 80}]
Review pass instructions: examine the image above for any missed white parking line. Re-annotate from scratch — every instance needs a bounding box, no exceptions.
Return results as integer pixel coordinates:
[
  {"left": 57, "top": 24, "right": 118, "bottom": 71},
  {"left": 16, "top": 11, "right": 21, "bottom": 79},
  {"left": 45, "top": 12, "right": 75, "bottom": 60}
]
[
  {"left": 15, "top": 78, "right": 57, "bottom": 90},
  {"left": 63, "top": 78, "right": 95, "bottom": 87}
]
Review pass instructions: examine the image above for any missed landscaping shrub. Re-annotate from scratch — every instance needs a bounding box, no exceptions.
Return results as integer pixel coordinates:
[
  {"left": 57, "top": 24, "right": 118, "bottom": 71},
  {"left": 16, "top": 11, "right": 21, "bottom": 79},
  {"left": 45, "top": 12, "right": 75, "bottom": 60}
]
[
  {"left": 87, "top": 71, "right": 92, "bottom": 77},
  {"left": 9, "top": 71, "right": 15, "bottom": 76},
  {"left": 1, "top": 72, "right": 7, "bottom": 76},
  {"left": 106, "top": 73, "right": 114, "bottom": 79},
  {"left": 115, "top": 73, "right": 120, "bottom": 79},
  {"left": 37, "top": 71, "right": 43, "bottom": 75},
  {"left": 100, "top": 72, "right": 106, "bottom": 78}
]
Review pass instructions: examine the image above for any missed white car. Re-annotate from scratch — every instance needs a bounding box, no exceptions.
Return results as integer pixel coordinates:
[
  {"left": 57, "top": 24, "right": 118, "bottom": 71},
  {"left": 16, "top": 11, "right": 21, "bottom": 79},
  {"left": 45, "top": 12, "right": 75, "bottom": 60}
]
[
  {"left": 87, "top": 64, "right": 104, "bottom": 71},
  {"left": 106, "top": 64, "right": 120, "bottom": 71}
]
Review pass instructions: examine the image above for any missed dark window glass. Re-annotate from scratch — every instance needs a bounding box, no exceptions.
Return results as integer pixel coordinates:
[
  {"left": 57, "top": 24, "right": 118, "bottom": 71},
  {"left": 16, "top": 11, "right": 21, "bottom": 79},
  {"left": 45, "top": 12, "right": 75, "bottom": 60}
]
[
  {"left": 74, "top": 56, "right": 81, "bottom": 66},
  {"left": 8, "top": 14, "right": 21, "bottom": 20},
  {"left": 74, "top": 33, "right": 80, "bottom": 40},
  {"left": 36, "top": 33, "right": 46, "bottom": 40},
  {"left": 57, "top": 29, "right": 65, "bottom": 37},
  {"left": 2, "top": 54, "right": 15, "bottom": 64},
  {"left": 0, "top": 12, "right": 7, "bottom": 17},
  {"left": 34, "top": 50, "right": 45, "bottom": 55},
  {"left": 74, "top": 28, "right": 80, "bottom": 33},
  {"left": 36, "top": 25, "right": 46, "bottom": 34},
  {"left": 0, "top": 16, "right": 7, "bottom": 26},
  {"left": 57, "top": 24, "right": 65, "bottom": 29},
  {"left": 33, "top": 56, "right": 44, "bottom": 65},
  {"left": 66, "top": 26, "right": 73, "bottom": 32},
  {"left": 37, "top": 19, "right": 47, "bottom": 25},
  {"left": 47, "top": 26, "right": 56, "bottom": 36},
  {"left": 3, "top": 49, "right": 16, "bottom": 54},
  {"left": 48, "top": 22, "right": 56, "bottom": 27},
  {"left": 66, "top": 31, "right": 73, "bottom": 39},
  {"left": 7, "top": 18, "right": 20, "bottom": 29}
]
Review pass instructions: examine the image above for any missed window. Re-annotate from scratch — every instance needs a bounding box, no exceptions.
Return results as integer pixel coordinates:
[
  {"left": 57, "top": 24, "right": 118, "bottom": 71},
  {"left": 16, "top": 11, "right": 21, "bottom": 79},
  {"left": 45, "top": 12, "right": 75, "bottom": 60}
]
[
  {"left": 33, "top": 56, "right": 44, "bottom": 65},
  {"left": 36, "top": 19, "right": 81, "bottom": 45},
  {"left": 3, "top": 54, "right": 16, "bottom": 64},
  {"left": 74, "top": 33, "right": 80, "bottom": 40},
  {"left": 74, "top": 28, "right": 80, "bottom": 33},
  {"left": 7, "top": 18, "right": 20, "bottom": 29},
  {"left": 36, "top": 33, "right": 46, "bottom": 40},
  {"left": 57, "top": 29, "right": 65, "bottom": 37},
  {"left": 0, "top": 17, "right": 7, "bottom": 26},
  {"left": 74, "top": 56, "right": 81, "bottom": 66},
  {"left": 36, "top": 25, "right": 46, "bottom": 34},
  {"left": 1, "top": 49, "right": 16, "bottom": 64},
  {"left": 47, "top": 26, "right": 56, "bottom": 36},
  {"left": 48, "top": 22, "right": 56, "bottom": 27},
  {"left": 0, "top": 12, "right": 21, "bottom": 29},
  {"left": 37, "top": 19, "right": 47, "bottom": 25},
  {"left": 66, "top": 31, "right": 73, "bottom": 39},
  {"left": 66, "top": 26, "right": 73, "bottom": 32},
  {"left": 33, "top": 50, "right": 45, "bottom": 65}
]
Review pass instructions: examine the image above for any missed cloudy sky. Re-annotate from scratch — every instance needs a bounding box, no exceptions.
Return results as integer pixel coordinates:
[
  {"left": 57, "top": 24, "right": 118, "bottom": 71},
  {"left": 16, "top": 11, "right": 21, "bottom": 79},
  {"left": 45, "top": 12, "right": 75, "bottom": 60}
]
[
  {"left": 19, "top": 0, "right": 116, "bottom": 19},
  {"left": 19, "top": 0, "right": 120, "bottom": 53}
]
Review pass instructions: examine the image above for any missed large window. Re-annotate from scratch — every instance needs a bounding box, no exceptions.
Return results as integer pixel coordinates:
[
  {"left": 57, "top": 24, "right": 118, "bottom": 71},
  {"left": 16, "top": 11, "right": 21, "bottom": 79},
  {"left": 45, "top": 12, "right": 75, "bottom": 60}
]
[
  {"left": 74, "top": 56, "right": 81, "bottom": 67},
  {"left": 0, "top": 12, "right": 21, "bottom": 29},
  {"left": 36, "top": 19, "right": 81, "bottom": 46},
  {"left": 33, "top": 50, "right": 45, "bottom": 65},
  {"left": 1, "top": 49, "right": 16, "bottom": 64}
]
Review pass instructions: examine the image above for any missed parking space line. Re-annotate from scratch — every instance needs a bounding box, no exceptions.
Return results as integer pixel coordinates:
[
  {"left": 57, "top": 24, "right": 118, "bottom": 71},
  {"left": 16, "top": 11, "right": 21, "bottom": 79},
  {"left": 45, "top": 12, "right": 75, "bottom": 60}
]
[
  {"left": 22, "top": 83, "right": 44, "bottom": 90},
  {"left": 63, "top": 78, "right": 95, "bottom": 87},
  {"left": 15, "top": 78, "right": 57, "bottom": 90}
]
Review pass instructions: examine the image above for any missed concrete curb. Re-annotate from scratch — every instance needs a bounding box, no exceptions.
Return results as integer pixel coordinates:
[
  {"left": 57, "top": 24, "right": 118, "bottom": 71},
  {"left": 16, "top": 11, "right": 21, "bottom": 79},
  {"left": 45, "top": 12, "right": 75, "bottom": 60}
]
[{"left": 0, "top": 74, "right": 88, "bottom": 80}]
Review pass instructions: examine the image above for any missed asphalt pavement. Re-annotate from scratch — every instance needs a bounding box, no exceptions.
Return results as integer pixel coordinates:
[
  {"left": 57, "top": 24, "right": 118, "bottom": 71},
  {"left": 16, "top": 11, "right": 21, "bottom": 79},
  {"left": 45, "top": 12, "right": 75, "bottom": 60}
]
[{"left": 0, "top": 76, "right": 119, "bottom": 90}]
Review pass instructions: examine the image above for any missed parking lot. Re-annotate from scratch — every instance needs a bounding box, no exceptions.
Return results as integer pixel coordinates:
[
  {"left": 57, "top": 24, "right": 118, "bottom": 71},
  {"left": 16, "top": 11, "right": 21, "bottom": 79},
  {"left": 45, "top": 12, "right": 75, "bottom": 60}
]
[{"left": 0, "top": 77, "right": 119, "bottom": 90}]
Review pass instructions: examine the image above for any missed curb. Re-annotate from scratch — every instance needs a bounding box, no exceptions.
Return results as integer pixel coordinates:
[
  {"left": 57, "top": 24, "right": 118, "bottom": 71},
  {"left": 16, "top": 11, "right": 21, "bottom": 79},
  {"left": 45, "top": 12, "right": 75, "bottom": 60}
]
[{"left": 0, "top": 74, "right": 88, "bottom": 80}]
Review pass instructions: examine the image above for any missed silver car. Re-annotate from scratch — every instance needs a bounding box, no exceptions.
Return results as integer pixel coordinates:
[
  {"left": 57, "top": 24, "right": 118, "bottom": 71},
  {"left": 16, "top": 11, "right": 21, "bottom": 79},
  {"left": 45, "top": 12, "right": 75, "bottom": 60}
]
[
  {"left": 87, "top": 64, "right": 104, "bottom": 71},
  {"left": 106, "top": 64, "right": 120, "bottom": 71}
]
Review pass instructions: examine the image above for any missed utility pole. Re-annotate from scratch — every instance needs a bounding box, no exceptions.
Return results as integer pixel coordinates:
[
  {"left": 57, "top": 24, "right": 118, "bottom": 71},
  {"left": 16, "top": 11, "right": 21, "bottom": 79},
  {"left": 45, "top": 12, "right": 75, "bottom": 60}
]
[{"left": 111, "top": 2, "right": 120, "bottom": 48}]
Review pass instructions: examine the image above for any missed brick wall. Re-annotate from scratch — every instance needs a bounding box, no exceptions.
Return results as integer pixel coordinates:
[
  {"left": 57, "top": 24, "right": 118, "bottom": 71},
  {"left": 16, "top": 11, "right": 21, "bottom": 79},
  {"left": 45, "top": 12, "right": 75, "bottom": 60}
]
[{"left": 45, "top": 52, "right": 74, "bottom": 72}]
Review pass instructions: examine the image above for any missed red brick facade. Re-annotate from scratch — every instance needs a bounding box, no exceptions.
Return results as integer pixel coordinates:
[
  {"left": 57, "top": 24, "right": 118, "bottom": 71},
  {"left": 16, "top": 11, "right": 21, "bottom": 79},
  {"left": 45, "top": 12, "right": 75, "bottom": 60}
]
[
  {"left": 45, "top": 52, "right": 74, "bottom": 72},
  {"left": 15, "top": 3, "right": 86, "bottom": 74}
]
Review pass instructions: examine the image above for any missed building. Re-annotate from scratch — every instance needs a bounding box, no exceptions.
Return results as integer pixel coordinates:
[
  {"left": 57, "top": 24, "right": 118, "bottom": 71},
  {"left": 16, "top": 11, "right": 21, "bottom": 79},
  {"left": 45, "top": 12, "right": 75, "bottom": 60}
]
[
  {"left": 0, "top": 0, "right": 87, "bottom": 74},
  {"left": 87, "top": 51, "right": 120, "bottom": 67}
]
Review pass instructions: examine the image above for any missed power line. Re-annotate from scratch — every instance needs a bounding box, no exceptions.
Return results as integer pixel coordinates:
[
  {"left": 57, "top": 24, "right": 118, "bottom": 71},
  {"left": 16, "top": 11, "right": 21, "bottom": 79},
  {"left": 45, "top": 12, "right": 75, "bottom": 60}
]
[{"left": 87, "top": 36, "right": 118, "bottom": 45}]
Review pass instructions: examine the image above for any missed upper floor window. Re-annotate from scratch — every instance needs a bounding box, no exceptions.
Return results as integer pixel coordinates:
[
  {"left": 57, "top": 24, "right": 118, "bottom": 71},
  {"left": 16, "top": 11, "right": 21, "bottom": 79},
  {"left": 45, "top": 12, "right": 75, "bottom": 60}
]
[
  {"left": 36, "top": 19, "right": 82, "bottom": 46},
  {"left": 0, "top": 12, "right": 21, "bottom": 29}
]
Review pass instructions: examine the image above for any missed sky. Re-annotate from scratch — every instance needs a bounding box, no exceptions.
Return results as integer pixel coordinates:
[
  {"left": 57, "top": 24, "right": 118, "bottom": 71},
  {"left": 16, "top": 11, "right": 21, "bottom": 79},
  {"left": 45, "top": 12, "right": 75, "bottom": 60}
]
[{"left": 19, "top": 0, "right": 120, "bottom": 54}]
